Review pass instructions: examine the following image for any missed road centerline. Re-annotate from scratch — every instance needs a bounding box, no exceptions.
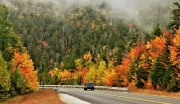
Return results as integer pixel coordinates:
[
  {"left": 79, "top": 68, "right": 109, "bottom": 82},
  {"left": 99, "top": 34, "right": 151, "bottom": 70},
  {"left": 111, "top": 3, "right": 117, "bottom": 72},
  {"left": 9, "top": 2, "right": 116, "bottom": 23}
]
[
  {"left": 88, "top": 92, "right": 172, "bottom": 104},
  {"left": 65, "top": 89, "right": 173, "bottom": 104}
]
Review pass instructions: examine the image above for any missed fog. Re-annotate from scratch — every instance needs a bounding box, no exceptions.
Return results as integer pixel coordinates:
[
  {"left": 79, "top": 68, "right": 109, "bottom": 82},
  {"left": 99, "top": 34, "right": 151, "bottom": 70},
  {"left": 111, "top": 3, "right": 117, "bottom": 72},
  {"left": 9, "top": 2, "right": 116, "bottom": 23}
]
[{"left": 1, "top": 0, "right": 177, "bottom": 32}]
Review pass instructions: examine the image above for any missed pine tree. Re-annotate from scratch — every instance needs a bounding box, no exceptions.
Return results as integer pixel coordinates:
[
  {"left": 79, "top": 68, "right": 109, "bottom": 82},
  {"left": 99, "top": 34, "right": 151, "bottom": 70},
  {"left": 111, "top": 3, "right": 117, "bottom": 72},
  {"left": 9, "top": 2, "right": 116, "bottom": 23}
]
[
  {"left": 0, "top": 52, "right": 11, "bottom": 101},
  {"left": 152, "top": 23, "right": 162, "bottom": 38},
  {"left": 128, "top": 62, "right": 136, "bottom": 83},
  {"left": 150, "top": 57, "right": 165, "bottom": 89},
  {"left": 167, "top": 2, "right": 180, "bottom": 33},
  {"left": 162, "top": 64, "right": 172, "bottom": 90},
  {"left": 136, "top": 67, "right": 148, "bottom": 88}
]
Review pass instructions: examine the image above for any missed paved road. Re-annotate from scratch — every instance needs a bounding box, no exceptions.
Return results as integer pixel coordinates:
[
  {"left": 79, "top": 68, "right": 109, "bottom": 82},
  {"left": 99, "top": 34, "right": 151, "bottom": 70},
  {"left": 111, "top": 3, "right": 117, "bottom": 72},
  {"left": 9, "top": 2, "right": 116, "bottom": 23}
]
[{"left": 59, "top": 88, "right": 180, "bottom": 104}]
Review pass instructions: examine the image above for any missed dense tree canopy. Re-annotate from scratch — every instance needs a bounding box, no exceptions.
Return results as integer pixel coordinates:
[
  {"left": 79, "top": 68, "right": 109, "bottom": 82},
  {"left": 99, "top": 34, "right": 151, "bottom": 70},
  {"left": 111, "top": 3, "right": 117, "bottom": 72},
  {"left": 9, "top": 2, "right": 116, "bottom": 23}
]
[
  {"left": 0, "top": 1, "right": 180, "bottom": 101},
  {"left": 0, "top": 4, "right": 39, "bottom": 100}
]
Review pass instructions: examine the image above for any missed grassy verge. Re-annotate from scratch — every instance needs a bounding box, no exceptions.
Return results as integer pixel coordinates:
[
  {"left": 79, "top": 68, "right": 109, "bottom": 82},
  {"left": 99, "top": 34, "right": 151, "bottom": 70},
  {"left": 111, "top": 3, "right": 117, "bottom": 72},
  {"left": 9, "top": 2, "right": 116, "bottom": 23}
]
[
  {"left": 0, "top": 89, "right": 65, "bottom": 104},
  {"left": 130, "top": 88, "right": 180, "bottom": 98}
]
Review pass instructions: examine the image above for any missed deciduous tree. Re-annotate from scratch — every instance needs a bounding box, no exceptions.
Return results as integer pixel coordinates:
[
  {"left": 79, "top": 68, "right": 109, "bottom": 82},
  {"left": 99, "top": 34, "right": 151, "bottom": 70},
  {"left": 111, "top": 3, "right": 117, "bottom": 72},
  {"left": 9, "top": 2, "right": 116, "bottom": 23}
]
[
  {"left": 0, "top": 52, "right": 10, "bottom": 100},
  {"left": 11, "top": 51, "right": 39, "bottom": 92}
]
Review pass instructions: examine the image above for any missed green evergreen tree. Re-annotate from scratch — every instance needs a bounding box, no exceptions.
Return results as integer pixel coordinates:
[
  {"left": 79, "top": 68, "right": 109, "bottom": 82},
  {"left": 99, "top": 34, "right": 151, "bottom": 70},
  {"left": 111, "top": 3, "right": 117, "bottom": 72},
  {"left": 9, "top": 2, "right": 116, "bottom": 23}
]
[
  {"left": 150, "top": 57, "right": 165, "bottom": 89},
  {"left": 165, "top": 64, "right": 180, "bottom": 92},
  {"left": 38, "top": 61, "right": 51, "bottom": 84},
  {"left": 152, "top": 23, "right": 162, "bottom": 38},
  {"left": 167, "top": 77, "right": 180, "bottom": 92},
  {"left": 0, "top": 52, "right": 10, "bottom": 101},
  {"left": 162, "top": 64, "right": 172, "bottom": 89},
  {"left": 10, "top": 68, "right": 27, "bottom": 96},
  {"left": 128, "top": 62, "right": 136, "bottom": 83},
  {"left": 136, "top": 67, "right": 148, "bottom": 88},
  {"left": 161, "top": 32, "right": 177, "bottom": 91},
  {"left": 167, "top": 2, "right": 180, "bottom": 33}
]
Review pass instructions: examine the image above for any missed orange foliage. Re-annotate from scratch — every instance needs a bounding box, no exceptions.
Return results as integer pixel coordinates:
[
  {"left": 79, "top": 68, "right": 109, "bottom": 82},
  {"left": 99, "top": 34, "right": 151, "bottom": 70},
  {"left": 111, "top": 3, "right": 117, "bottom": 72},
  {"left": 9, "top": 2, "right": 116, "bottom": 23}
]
[
  {"left": 145, "top": 78, "right": 154, "bottom": 90},
  {"left": 83, "top": 52, "right": 92, "bottom": 61},
  {"left": 106, "top": 76, "right": 114, "bottom": 86},
  {"left": 11, "top": 51, "right": 39, "bottom": 91},
  {"left": 146, "top": 37, "right": 165, "bottom": 60},
  {"left": 60, "top": 70, "right": 72, "bottom": 82},
  {"left": 114, "top": 43, "right": 145, "bottom": 87},
  {"left": 169, "top": 29, "right": 180, "bottom": 66},
  {"left": 169, "top": 29, "right": 180, "bottom": 68},
  {"left": 115, "top": 58, "right": 131, "bottom": 87},
  {"left": 174, "top": 28, "right": 180, "bottom": 47},
  {"left": 11, "top": 51, "right": 23, "bottom": 72},
  {"left": 169, "top": 47, "right": 178, "bottom": 65},
  {"left": 81, "top": 68, "right": 88, "bottom": 84},
  {"left": 169, "top": 28, "right": 180, "bottom": 81},
  {"left": 132, "top": 42, "right": 146, "bottom": 58},
  {"left": 48, "top": 70, "right": 55, "bottom": 77}
]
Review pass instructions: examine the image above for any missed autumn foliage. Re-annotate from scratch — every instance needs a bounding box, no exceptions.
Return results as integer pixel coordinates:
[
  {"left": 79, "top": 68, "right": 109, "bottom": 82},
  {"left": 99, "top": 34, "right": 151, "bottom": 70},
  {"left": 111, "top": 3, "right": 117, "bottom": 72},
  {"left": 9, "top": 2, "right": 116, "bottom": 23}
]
[
  {"left": 11, "top": 51, "right": 39, "bottom": 92},
  {"left": 48, "top": 28, "right": 180, "bottom": 92},
  {"left": 0, "top": 4, "right": 39, "bottom": 101}
]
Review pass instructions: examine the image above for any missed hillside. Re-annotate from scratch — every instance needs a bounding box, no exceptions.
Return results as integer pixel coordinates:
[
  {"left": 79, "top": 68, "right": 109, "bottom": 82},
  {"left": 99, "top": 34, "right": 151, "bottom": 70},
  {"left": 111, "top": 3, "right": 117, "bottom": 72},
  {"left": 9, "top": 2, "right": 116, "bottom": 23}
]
[{"left": 0, "top": 0, "right": 180, "bottom": 97}]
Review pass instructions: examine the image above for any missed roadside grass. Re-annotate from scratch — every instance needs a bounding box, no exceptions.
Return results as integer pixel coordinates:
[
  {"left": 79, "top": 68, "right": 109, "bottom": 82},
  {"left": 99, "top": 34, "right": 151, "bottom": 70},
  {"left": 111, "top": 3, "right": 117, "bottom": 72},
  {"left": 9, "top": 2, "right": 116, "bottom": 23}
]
[
  {"left": 130, "top": 88, "right": 180, "bottom": 98},
  {"left": 0, "top": 89, "right": 66, "bottom": 104}
]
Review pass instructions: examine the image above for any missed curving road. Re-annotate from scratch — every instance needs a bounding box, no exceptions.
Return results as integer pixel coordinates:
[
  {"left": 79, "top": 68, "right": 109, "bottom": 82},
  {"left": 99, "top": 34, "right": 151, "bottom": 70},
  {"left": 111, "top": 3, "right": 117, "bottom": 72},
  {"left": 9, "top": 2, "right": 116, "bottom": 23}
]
[{"left": 59, "top": 88, "right": 180, "bottom": 104}]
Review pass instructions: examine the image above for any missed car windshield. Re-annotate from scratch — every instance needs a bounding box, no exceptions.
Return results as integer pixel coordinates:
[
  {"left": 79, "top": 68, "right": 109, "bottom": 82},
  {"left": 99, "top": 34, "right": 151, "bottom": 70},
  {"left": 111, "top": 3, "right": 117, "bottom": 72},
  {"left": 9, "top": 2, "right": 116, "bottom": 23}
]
[{"left": 86, "top": 83, "right": 93, "bottom": 86}]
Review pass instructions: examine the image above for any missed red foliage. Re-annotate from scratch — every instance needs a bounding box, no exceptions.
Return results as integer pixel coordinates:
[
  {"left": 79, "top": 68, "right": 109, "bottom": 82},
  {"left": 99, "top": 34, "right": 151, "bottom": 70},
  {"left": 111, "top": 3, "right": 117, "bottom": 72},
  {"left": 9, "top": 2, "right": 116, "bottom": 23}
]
[
  {"left": 106, "top": 76, "right": 114, "bottom": 86},
  {"left": 163, "top": 29, "right": 169, "bottom": 37},
  {"left": 81, "top": 68, "right": 88, "bottom": 84},
  {"left": 163, "top": 29, "right": 174, "bottom": 46},
  {"left": 43, "top": 41, "right": 49, "bottom": 47},
  {"left": 22, "top": 67, "right": 29, "bottom": 75},
  {"left": 11, "top": 51, "right": 39, "bottom": 91}
]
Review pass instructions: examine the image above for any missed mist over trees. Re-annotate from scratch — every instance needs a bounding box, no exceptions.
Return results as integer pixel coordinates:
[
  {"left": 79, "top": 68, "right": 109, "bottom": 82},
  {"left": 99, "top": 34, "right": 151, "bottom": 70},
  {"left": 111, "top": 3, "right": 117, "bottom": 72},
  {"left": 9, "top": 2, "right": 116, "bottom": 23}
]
[
  {"left": 5, "top": 0, "right": 142, "bottom": 81},
  {"left": 0, "top": 0, "right": 180, "bottom": 100}
]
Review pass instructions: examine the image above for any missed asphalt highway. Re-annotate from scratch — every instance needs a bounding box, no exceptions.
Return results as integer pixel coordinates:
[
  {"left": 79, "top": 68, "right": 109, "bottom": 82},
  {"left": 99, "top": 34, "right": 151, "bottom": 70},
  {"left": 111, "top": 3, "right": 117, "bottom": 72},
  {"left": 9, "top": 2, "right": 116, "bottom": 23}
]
[{"left": 59, "top": 88, "right": 180, "bottom": 104}]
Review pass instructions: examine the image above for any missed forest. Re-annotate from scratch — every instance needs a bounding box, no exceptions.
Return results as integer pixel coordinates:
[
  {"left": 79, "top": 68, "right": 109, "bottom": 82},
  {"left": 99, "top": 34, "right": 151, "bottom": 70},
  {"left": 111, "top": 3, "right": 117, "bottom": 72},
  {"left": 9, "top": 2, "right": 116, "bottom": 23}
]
[{"left": 0, "top": 0, "right": 180, "bottom": 100}]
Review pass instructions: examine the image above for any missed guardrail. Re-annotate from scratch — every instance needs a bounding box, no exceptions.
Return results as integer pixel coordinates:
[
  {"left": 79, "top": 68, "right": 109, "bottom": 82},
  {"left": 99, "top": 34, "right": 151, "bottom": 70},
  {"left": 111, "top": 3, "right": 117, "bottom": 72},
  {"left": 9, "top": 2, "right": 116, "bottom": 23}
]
[{"left": 39, "top": 85, "right": 129, "bottom": 92}]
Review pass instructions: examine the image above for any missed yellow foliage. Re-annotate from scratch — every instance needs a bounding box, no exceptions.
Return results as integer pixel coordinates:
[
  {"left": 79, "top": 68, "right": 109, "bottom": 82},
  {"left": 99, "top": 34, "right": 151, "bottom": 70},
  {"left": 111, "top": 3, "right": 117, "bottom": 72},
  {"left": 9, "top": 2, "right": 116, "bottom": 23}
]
[
  {"left": 75, "top": 58, "right": 83, "bottom": 67},
  {"left": 102, "top": 45, "right": 106, "bottom": 50},
  {"left": 169, "top": 47, "right": 178, "bottom": 65},
  {"left": 60, "top": 70, "right": 72, "bottom": 81},
  {"left": 174, "top": 28, "right": 180, "bottom": 47},
  {"left": 97, "top": 54, "right": 100, "bottom": 59},
  {"left": 83, "top": 52, "right": 92, "bottom": 60},
  {"left": 11, "top": 51, "right": 39, "bottom": 91},
  {"left": 91, "top": 20, "right": 95, "bottom": 29}
]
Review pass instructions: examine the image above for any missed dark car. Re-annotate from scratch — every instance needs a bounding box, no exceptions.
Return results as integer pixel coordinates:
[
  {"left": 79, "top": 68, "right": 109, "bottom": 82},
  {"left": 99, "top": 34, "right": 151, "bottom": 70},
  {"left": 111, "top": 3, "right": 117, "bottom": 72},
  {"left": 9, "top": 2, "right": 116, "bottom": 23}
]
[{"left": 84, "top": 82, "right": 94, "bottom": 90}]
